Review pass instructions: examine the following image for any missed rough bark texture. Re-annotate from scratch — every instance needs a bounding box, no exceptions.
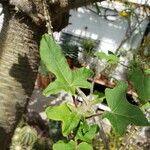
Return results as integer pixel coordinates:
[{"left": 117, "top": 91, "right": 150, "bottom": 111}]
[
  {"left": 0, "top": 0, "right": 101, "bottom": 149},
  {"left": 0, "top": 5, "right": 43, "bottom": 149}
]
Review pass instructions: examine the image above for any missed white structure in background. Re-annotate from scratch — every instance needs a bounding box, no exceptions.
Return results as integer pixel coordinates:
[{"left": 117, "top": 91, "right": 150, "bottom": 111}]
[
  {"left": 0, "top": 1, "right": 149, "bottom": 80},
  {"left": 61, "top": 1, "right": 149, "bottom": 53},
  {"left": 128, "top": 0, "right": 150, "bottom": 5},
  {"left": 59, "top": 0, "right": 149, "bottom": 80},
  {"left": 0, "top": 4, "right": 4, "bottom": 32}
]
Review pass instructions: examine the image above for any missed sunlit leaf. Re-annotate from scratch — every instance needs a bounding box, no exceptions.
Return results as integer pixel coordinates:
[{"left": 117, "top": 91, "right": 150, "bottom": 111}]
[
  {"left": 53, "top": 140, "right": 76, "bottom": 150},
  {"left": 91, "top": 91, "right": 105, "bottom": 104},
  {"left": 40, "top": 34, "right": 93, "bottom": 96},
  {"left": 75, "top": 121, "right": 99, "bottom": 143},
  {"left": 103, "top": 82, "right": 149, "bottom": 135},
  {"left": 53, "top": 141, "right": 93, "bottom": 150},
  {"left": 95, "top": 52, "right": 119, "bottom": 64},
  {"left": 144, "top": 69, "right": 150, "bottom": 75},
  {"left": 77, "top": 142, "right": 93, "bottom": 150},
  {"left": 46, "top": 103, "right": 81, "bottom": 136},
  {"left": 128, "top": 67, "right": 150, "bottom": 103}
]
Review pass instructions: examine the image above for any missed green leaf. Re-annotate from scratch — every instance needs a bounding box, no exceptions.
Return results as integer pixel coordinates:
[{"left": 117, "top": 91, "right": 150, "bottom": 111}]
[
  {"left": 77, "top": 142, "right": 93, "bottom": 150},
  {"left": 95, "top": 52, "right": 119, "bottom": 64},
  {"left": 103, "top": 82, "right": 149, "bottom": 136},
  {"left": 141, "top": 102, "right": 150, "bottom": 110},
  {"left": 144, "top": 69, "right": 150, "bottom": 75},
  {"left": 72, "top": 68, "right": 93, "bottom": 88},
  {"left": 53, "top": 140, "right": 76, "bottom": 150},
  {"left": 75, "top": 121, "right": 99, "bottom": 143},
  {"left": 46, "top": 103, "right": 81, "bottom": 136},
  {"left": 53, "top": 141, "right": 93, "bottom": 150},
  {"left": 40, "top": 34, "right": 93, "bottom": 96},
  {"left": 107, "top": 54, "right": 119, "bottom": 64},
  {"left": 39, "top": 60, "right": 49, "bottom": 75},
  {"left": 128, "top": 67, "right": 150, "bottom": 103},
  {"left": 91, "top": 91, "right": 105, "bottom": 104}
]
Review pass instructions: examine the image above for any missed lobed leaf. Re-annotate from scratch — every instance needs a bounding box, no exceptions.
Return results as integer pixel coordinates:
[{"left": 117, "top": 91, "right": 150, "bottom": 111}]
[
  {"left": 53, "top": 140, "right": 76, "bottom": 150},
  {"left": 40, "top": 34, "right": 93, "bottom": 96},
  {"left": 53, "top": 141, "right": 93, "bottom": 150},
  {"left": 46, "top": 103, "right": 81, "bottom": 136},
  {"left": 103, "top": 82, "right": 149, "bottom": 135},
  {"left": 75, "top": 121, "right": 99, "bottom": 143},
  {"left": 128, "top": 67, "right": 150, "bottom": 103},
  {"left": 77, "top": 142, "right": 93, "bottom": 150},
  {"left": 95, "top": 52, "right": 119, "bottom": 64}
]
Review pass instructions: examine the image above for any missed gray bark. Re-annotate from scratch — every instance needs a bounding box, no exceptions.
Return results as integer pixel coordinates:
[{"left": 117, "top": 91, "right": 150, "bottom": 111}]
[
  {"left": 0, "top": 5, "right": 42, "bottom": 149},
  {"left": 0, "top": 0, "right": 101, "bottom": 149}
]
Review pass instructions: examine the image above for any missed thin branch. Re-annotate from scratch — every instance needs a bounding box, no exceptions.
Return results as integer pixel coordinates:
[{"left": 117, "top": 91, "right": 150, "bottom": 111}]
[
  {"left": 86, "top": 112, "right": 102, "bottom": 119},
  {"left": 88, "top": 76, "right": 96, "bottom": 101},
  {"left": 94, "top": 116, "right": 110, "bottom": 150},
  {"left": 72, "top": 96, "right": 78, "bottom": 108},
  {"left": 119, "top": 62, "right": 130, "bottom": 68},
  {"left": 115, "top": 17, "right": 146, "bottom": 55},
  {"left": 76, "top": 88, "right": 88, "bottom": 105}
]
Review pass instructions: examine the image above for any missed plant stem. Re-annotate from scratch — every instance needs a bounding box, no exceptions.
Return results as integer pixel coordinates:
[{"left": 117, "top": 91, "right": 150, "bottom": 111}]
[
  {"left": 88, "top": 76, "right": 96, "bottom": 101},
  {"left": 119, "top": 62, "right": 130, "bottom": 69},
  {"left": 76, "top": 88, "right": 88, "bottom": 105},
  {"left": 72, "top": 96, "right": 78, "bottom": 108},
  {"left": 95, "top": 116, "right": 110, "bottom": 150},
  {"left": 86, "top": 112, "right": 103, "bottom": 119}
]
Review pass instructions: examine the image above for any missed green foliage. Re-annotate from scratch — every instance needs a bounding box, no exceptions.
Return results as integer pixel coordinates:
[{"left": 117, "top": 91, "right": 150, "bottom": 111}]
[
  {"left": 91, "top": 91, "right": 105, "bottom": 104},
  {"left": 82, "top": 39, "right": 95, "bottom": 55},
  {"left": 53, "top": 140, "right": 93, "bottom": 150},
  {"left": 144, "top": 69, "right": 150, "bottom": 75},
  {"left": 95, "top": 51, "right": 119, "bottom": 64},
  {"left": 40, "top": 34, "right": 93, "bottom": 96},
  {"left": 53, "top": 140, "right": 76, "bottom": 150},
  {"left": 75, "top": 121, "right": 99, "bottom": 143},
  {"left": 39, "top": 60, "right": 50, "bottom": 75},
  {"left": 76, "top": 142, "right": 93, "bottom": 150},
  {"left": 128, "top": 66, "right": 150, "bottom": 103},
  {"left": 141, "top": 102, "right": 150, "bottom": 110},
  {"left": 40, "top": 33, "right": 149, "bottom": 149},
  {"left": 103, "top": 82, "right": 149, "bottom": 135},
  {"left": 46, "top": 103, "right": 81, "bottom": 136},
  {"left": 94, "top": 3, "right": 101, "bottom": 14}
]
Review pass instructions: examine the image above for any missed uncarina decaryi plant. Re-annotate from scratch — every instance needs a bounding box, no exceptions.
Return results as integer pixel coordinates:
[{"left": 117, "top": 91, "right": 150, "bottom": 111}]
[{"left": 40, "top": 33, "right": 150, "bottom": 150}]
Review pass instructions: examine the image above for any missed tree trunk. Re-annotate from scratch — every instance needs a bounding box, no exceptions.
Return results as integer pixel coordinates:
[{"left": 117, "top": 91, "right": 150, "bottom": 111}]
[
  {"left": 0, "top": 5, "right": 43, "bottom": 149},
  {"left": 0, "top": 0, "right": 101, "bottom": 149}
]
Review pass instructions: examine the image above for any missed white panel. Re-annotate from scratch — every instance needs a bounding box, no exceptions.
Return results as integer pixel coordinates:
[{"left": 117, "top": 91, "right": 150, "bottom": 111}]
[
  {"left": 128, "top": 0, "right": 150, "bottom": 5},
  {"left": 0, "top": 4, "right": 4, "bottom": 32},
  {"left": 62, "top": 6, "right": 149, "bottom": 53}
]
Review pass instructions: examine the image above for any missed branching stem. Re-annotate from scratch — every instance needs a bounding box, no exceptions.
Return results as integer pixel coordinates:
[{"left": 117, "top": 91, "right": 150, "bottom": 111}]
[{"left": 76, "top": 88, "right": 88, "bottom": 105}]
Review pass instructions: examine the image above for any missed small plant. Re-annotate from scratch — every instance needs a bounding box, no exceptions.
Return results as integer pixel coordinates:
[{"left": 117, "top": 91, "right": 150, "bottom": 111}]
[
  {"left": 10, "top": 126, "right": 38, "bottom": 149},
  {"left": 94, "top": 51, "right": 119, "bottom": 65},
  {"left": 40, "top": 34, "right": 150, "bottom": 149},
  {"left": 81, "top": 39, "right": 95, "bottom": 56}
]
